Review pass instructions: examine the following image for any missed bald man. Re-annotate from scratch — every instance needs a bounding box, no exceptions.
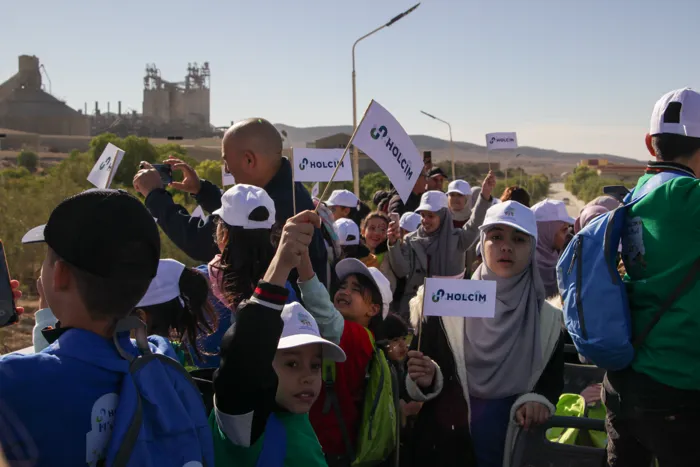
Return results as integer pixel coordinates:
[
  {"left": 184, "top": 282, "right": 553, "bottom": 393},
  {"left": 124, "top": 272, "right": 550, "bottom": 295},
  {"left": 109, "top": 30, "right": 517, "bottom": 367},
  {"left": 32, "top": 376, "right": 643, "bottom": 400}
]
[{"left": 134, "top": 118, "right": 328, "bottom": 285}]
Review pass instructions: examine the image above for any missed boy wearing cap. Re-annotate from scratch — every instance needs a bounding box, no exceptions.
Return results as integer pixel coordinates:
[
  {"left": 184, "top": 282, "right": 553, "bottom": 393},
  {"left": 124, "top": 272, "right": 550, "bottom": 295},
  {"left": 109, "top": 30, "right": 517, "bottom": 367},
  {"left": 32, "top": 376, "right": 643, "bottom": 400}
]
[
  {"left": 325, "top": 189, "right": 360, "bottom": 222},
  {"left": 211, "top": 210, "right": 345, "bottom": 466},
  {"left": 602, "top": 88, "right": 700, "bottom": 465},
  {"left": 0, "top": 189, "right": 213, "bottom": 466}
]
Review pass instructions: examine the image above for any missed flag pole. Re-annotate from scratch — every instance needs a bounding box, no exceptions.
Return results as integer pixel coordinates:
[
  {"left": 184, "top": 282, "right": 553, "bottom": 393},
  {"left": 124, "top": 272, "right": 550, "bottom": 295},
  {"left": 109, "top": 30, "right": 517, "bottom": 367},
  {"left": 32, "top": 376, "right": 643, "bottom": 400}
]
[
  {"left": 291, "top": 148, "right": 297, "bottom": 214},
  {"left": 314, "top": 101, "right": 373, "bottom": 213}
]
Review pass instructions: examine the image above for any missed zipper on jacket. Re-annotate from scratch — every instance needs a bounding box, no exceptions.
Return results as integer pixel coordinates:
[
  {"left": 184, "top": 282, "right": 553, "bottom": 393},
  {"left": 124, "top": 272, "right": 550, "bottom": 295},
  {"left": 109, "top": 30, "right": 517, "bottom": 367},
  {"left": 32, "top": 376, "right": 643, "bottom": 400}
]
[
  {"left": 567, "top": 239, "right": 578, "bottom": 276},
  {"left": 575, "top": 238, "right": 587, "bottom": 340}
]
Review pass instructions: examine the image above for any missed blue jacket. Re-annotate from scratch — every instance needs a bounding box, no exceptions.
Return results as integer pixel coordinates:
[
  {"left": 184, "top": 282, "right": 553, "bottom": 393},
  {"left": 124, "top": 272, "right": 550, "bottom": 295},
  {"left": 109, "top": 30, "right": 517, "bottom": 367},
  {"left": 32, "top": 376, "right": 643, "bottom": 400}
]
[{"left": 0, "top": 329, "right": 212, "bottom": 467}]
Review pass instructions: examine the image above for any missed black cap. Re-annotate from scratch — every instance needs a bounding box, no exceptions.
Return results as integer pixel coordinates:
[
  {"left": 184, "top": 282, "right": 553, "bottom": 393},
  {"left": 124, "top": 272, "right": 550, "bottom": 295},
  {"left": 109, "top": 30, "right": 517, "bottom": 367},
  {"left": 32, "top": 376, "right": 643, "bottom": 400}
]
[
  {"left": 427, "top": 167, "right": 447, "bottom": 179},
  {"left": 22, "top": 189, "right": 160, "bottom": 279}
]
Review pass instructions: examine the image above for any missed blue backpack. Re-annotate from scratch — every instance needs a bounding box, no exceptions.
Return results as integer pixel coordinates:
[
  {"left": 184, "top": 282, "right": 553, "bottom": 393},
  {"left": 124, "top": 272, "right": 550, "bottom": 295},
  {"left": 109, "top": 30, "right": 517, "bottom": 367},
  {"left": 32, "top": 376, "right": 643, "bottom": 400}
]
[
  {"left": 106, "top": 317, "right": 215, "bottom": 467},
  {"left": 557, "top": 171, "right": 700, "bottom": 370}
]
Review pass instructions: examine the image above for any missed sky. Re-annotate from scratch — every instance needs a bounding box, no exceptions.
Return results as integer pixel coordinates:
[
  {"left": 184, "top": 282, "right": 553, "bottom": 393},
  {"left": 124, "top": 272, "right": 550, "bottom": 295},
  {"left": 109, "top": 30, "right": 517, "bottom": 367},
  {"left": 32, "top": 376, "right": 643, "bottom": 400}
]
[{"left": 2, "top": 0, "right": 699, "bottom": 161}]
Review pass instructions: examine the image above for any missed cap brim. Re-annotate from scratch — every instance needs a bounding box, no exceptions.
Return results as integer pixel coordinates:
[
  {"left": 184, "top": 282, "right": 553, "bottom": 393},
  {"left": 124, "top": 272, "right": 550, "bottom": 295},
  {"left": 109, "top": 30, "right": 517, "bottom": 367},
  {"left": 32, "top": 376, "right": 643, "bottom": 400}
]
[
  {"left": 336, "top": 258, "right": 373, "bottom": 284},
  {"left": 278, "top": 334, "right": 346, "bottom": 362},
  {"left": 446, "top": 189, "right": 470, "bottom": 196},
  {"left": 415, "top": 204, "right": 438, "bottom": 213},
  {"left": 479, "top": 220, "right": 536, "bottom": 238},
  {"left": 22, "top": 225, "right": 46, "bottom": 244},
  {"left": 564, "top": 215, "right": 576, "bottom": 224}
]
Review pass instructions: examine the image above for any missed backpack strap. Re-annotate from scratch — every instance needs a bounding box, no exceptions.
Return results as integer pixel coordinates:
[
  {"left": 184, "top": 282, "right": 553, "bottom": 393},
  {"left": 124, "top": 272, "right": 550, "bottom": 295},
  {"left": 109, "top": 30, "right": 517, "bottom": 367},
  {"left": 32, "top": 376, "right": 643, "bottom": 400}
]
[
  {"left": 322, "top": 360, "right": 356, "bottom": 462},
  {"left": 633, "top": 257, "right": 700, "bottom": 348},
  {"left": 628, "top": 171, "right": 690, "bottom": 204},
  {"left": 255, "top": 413, "right": 287, "bottom": 467}
]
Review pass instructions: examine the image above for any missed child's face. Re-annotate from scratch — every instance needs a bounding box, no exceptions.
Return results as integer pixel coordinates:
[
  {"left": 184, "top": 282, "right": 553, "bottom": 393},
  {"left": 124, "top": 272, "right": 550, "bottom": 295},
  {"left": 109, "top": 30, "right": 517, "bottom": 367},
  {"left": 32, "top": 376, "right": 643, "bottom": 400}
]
[
  {"left": 552, "top": 223, "right": 571, "bottom": 251},
  {"left": 363, "top": 218, "right": 388, "bottom": 251},
  {"left": 272, "top": 343, "right": 323, "bottom": 414},
  {"left": 386, "top": 336, "right": 410, "bottom": 362},
  {"left": 334, "top": 274, "right": 379, "bottom": 325},
  {"left": 448, "top": 193, "right": 467, "bottom": 212},
  {"left": 483, "top": 225, "right": 532, "bottom": 278}
]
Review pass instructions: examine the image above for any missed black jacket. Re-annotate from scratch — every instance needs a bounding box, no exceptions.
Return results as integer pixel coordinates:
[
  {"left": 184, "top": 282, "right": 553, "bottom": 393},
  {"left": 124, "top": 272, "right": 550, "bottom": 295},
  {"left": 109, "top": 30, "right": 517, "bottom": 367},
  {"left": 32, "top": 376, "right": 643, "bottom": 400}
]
[
  {"left": 145, "top": 158, "right": 328, "bottom": 286},
  {"left": 388, "top": 191, "right": 421, "bottom": 216}
]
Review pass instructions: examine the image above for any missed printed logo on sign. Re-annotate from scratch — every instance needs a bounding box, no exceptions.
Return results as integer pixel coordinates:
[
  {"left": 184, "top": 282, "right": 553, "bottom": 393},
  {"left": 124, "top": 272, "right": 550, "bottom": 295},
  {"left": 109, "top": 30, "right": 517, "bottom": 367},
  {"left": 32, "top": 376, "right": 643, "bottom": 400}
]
[
  {"left": 431, "top": 288, "right": 487, "bottom": 304},
  {"left": 298, "top": 158, "right": 345, "bottom": 171},
  {"left": 369, "top": 125, "right": 414, "bottom": 181},
  {"left": 489, "top": 136, "right": 515, "bottom": 145},
  {"left": 99, "top": 156, "right": 112, "bottom": 171},
  {"left": 504, "top": 207, "right": 515, "bottom": 217}
]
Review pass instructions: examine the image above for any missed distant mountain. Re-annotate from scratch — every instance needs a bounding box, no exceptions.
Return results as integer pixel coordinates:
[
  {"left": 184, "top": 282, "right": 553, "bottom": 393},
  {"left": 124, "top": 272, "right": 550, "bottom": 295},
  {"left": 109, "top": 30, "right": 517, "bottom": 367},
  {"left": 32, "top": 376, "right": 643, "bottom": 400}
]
[{"left": 274, "top": 123, "right": 643, "bottom": 175}]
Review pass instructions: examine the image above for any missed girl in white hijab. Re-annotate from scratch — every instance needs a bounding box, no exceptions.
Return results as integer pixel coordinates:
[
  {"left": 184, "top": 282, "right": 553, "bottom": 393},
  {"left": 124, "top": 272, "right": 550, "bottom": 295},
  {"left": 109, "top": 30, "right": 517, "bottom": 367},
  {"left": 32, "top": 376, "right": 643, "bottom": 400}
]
[{"left": 404, "top": 201, "right": 565, "bottom": 467}]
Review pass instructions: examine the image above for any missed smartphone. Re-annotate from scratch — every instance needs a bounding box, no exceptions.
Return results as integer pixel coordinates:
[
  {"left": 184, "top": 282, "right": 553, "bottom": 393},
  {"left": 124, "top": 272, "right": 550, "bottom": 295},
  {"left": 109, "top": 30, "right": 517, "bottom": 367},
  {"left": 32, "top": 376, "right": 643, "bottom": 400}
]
[
  {"left": 603, "top": 185, "right": 630, "bottom": 203},
  {"left": 0, "top": 240, "right": 19, "bottom": 327},
  {"left": 152, "top": 164, "right": 173, "bottom": 185},
  {"left": 390, "top": 212, "right": 400, "bottom": 225}
]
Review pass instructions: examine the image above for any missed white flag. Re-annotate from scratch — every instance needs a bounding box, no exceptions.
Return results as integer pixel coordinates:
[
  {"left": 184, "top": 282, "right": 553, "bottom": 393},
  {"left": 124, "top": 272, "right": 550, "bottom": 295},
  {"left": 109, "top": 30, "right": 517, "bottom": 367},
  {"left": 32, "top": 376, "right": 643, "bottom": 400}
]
[
  {"left": 87, "top": 143, "right": 125, "bottom": 189},
  {"left": 351, "top": 100, "right": 422, "bottom": 203},
  {"left": 222, "top": 165, "right": 235, "bottom": 187},
  {"left": 422, "top": 277, "right": 497, "bottom": 318},
  {"left": 293, "top": 148, "right": 352, "bottom": 182},
  {"left": 311, "top": 182, "right": 320, "bottom": 199},
  {"left": 485, "top": 132, "right": 518, "bottom": 150}
]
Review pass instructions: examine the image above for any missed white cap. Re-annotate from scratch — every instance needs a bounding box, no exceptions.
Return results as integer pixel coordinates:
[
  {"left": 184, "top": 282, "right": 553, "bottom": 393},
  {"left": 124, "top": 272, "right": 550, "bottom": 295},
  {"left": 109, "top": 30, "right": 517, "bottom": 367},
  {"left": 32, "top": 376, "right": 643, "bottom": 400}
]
[
  {"left": 650, "top": 88, "right": 700, "bottom": 137},
  {"left": 326, "top": 190, "right": 359, "bottom": 208},
  {"left": 531, "top": 198, "right": 575, "bottom": 224},
  {"left": 447, "top": 180, "right": 472, "bottom": 196},
  {"left": 279, "top": 302, "right": 346, "bottom": 362},
  {"left": 335, "top": 218, "right": 360, "bottom": 246},
  {"left": 479, "top": 200, "right": 538, "bottom": 239},
  {"left": 415, "top": 190, "right": 448, "bottom": 213},
  {"left": 136, "top": 259, "right": 185, "bottom": 307},
  {"left": 399, "top": 212, "right": 421, "bottom": 232},
  {"left": 335, "top": 258, "right": 392, "bottom": 319},
  {"left": 213, "top": 184, "right": 276, "bottom": 229}
]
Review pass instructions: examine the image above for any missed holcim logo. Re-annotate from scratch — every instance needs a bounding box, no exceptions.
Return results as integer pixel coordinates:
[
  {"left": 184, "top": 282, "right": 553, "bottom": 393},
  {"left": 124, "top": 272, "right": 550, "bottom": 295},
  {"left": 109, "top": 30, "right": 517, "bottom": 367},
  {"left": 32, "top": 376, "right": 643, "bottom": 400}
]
[
  {"left": 489, "top": 136, "right": 515, "bottom": 145},
  {"left": 431, "top": 288, "right": 487, "bottom": 303},
  {"left": 369, "top": 125, "right": 414, "bottom": 180},
  {"left": 298, "top": 158, "right": 345, "bottom": 171},
  {"left": 504, "top": 207, "right": 515, "bottom": 217}
]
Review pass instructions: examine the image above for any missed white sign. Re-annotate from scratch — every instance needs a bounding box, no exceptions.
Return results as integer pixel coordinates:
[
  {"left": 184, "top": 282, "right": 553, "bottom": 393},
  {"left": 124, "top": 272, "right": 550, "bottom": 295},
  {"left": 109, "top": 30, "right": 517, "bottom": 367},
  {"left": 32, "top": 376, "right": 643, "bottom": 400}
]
[
  {"left": 311, "top": 182, "right": 320, "bottom": 199},
  {"left": 422, "top": 277, "right": 497, "bottom": 318},
  {"left": 293, "top": 148, "right": 352, "bottom": 182},
  {"left": 352, "top": 100, "right": 423, "bottom": 203},
  {"left": 87, "top": 143, "right": 125, "bottom": 189},
  {"left": 485, "top": 132, "right": 518, "bottom": 150},
  {"left": 221, "top": 165, "right": 235, "bottom": 187}
]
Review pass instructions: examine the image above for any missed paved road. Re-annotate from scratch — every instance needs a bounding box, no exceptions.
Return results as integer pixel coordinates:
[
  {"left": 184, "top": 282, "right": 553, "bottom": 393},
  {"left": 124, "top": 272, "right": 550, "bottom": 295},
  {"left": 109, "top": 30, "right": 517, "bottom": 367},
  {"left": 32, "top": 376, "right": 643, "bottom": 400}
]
[{"left": 548, "top": 182, "right": 585, "bottom": 218}]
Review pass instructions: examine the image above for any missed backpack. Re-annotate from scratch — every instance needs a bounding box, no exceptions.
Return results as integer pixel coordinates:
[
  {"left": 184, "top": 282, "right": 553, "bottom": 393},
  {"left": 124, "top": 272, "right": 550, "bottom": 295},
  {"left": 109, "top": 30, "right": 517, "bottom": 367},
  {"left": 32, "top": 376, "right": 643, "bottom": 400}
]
[
  {"left": 557, "top": 171, "right": 700, "bottom": 370},
  {"left": 322, "top": 328, "right": 398, "bottom": 466},
  {"left": 105, "top": 317, "right": 215, "bottom": 467}
]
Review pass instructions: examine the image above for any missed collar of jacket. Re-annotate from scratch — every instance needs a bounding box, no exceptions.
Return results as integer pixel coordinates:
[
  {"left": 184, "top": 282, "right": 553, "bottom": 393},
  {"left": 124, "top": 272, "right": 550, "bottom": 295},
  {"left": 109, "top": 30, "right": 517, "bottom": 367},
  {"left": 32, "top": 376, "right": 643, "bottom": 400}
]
[{"left": 646, "top": 161, "right": 696, "bottom": 178}]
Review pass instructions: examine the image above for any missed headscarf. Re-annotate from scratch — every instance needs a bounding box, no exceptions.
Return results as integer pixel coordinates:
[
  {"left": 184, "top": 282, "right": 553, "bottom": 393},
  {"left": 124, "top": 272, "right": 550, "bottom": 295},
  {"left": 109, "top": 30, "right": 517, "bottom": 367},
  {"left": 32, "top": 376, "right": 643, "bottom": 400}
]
[
  {"left": 410, "top": 208, "right": 460, "bottom": 276},
  {"left": 535, "top": 220, "right": 567, "bottom": 298},
  {"left": 450, "top": 194, "right": 473, "bottom": 222},
  {"left": 574, "top": 205, "right": 609, "bottom": 234},
  {"left": 465, "top": 231, "right": 545, "bottom": 399}
]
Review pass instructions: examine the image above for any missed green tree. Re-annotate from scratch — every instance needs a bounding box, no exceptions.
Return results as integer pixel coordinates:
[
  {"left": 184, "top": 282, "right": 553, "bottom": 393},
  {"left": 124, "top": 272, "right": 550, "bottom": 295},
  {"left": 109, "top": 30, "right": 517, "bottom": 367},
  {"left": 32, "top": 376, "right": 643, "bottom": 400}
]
[
  {"left": 360, "top": 172, "right": 390, "bottom": 204},
  {"left": 196, "top": 159, "right": 223, "bottom": 187},
  {"left": 17, "top": 150, "right": 39, "bottom": 173},
  {"left": 89, "top": 133, "right": 159, "bottom": 187}
]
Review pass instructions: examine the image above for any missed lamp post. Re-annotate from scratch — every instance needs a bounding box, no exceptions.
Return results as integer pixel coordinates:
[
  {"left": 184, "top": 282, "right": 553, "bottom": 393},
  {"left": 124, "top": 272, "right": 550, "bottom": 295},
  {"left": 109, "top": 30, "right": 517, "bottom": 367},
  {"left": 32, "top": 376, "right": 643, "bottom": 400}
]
[
  {"left": 351, "top": 3, "right": 420, "bottom": 196},
  {"left": 420, "top": 110, "right": 454, "bottom": 179}
]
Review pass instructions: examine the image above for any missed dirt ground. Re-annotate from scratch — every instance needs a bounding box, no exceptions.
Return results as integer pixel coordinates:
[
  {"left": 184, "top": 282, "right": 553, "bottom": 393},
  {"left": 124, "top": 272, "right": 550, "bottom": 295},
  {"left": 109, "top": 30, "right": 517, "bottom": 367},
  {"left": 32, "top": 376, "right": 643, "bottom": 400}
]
[{"left": 0, "top": 298, "right": 38, "bottom": 354}]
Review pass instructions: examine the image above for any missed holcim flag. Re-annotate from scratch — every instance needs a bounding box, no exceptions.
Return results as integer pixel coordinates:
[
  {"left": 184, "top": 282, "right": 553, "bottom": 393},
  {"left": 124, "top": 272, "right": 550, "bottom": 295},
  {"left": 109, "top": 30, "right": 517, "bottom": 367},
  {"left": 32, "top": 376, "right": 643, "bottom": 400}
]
[
  {"left": 293, "top": 148, "right": 353, "bottom": 182},
  {"left": 485, "top": 132, "right": 518, "bottom": 150},
  {"left": 352, "top": 100, "right": 423, "bottom": 203}
]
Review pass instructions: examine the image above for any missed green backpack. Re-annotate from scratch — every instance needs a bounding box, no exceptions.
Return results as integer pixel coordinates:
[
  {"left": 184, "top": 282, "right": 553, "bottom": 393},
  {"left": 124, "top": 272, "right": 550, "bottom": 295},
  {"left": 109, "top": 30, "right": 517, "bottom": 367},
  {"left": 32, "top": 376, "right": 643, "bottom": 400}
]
[{"left": 322, "top": 328, "right": 398, "bottom": 467}]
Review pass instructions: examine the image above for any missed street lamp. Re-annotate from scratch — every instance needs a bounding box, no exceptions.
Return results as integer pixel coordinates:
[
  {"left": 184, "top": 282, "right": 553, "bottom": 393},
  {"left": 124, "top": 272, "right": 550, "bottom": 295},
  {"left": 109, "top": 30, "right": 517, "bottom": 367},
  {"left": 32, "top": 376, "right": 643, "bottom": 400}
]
[
  {"left": 420, "top": 110, "right": 454, "bottom": 179},
  {"left": 351, "top": 3, "right": 420, "bottom": 196}
]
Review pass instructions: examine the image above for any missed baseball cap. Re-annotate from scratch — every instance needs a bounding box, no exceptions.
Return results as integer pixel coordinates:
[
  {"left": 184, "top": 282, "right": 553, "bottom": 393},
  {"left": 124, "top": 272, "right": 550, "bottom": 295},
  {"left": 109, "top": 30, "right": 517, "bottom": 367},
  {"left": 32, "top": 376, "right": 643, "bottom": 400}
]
[
  {"left": 531, "top": 199, "right": 575, "bottom": 224},
  {"left": 22, "top": 189, "right": 160, "bottom": 279},
  {"left": 447, "top": 180, "right": 472, "bottom": 196},
  {"left": 650, "top": 88, "right": 700, "bottom": 137},
  {"left": 326, "top": 190, "right": 359, "bottom": 208},
  {"left": 399, "top": 212, "right": 421, "bottom": 232},
  {"left": 415, "top": 190, "right": 448, "bottom": 213},
  {"left": 278, "top": 302, "right": 346, "bottom": 362},
  {"left": 479, "top": 200, "right": 538, "bottom": 239},
  {"left": 213, "top": 184, "right": 276, "bottom": 229},
  {"left": 335, "top": 218, "right": 360, "bottom": 246},
  {"left": 136, "top": 259, "right": 185, "bottom": 308},
  {"left": 427, "top": 167, "right": 447, "bottom": 179},
  {"left": 335, "top": 258, "right": 392, "bottom": 319}
]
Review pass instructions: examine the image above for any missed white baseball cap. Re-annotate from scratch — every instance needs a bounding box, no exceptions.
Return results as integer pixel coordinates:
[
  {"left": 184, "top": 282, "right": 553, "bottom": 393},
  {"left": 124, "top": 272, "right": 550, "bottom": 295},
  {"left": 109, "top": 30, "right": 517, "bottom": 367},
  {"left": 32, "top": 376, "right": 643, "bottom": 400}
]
[
  {"left": 334, "top": 218, "right": 360, "bottom": 246},
  {"left": 399, "top": 212, "right": 421, "bottom": 232},
  {"left": 531, "top": 198, "right": 575, "bottom": 224},
  {"left": 279, "top": 302, "right": 346, "bottom": 362},
  {"left": 335, "top": 258, "right": 392, "bottom": 319},
  {"left": 213, "top": 184, "right": 276, "bottom": 229},
  {"left": 479, "top": 200, "right": 538, "bottom": 239},
  {"left": 650, "top": 88, "right": 700, "bottom": 138},
  {"left": 326, "top": 190, "right": 359, "bottom": 208},
  {"left": 415, "top": 190, "right": 448, "bottom": 213},
  {"left": 136, "top": 259, "right": 185, "bottom": 307},
  {"left": 447, "top": 180, "right": 472, "bottom": 196}
]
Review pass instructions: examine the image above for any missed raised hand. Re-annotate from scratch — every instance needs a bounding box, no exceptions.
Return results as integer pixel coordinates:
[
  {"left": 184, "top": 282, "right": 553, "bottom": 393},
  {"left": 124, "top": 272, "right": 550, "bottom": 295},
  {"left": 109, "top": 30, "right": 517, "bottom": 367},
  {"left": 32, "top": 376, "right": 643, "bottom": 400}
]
[
  {"left": 165, "top": 156, "right": 202, "bottom": 194},
  {"left": 481, "top": 170, "right": 497, "bottom": 200},
  {"left": 264, "top": 211, "right": 321, "bottom": 286}
]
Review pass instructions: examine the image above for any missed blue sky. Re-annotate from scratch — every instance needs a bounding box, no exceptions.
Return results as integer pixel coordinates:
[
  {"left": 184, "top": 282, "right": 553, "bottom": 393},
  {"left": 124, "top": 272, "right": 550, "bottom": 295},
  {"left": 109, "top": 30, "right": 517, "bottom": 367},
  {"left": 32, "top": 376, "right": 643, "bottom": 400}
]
[{"left": 2, "top": 0, "right": 699, "bottom": 160}]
